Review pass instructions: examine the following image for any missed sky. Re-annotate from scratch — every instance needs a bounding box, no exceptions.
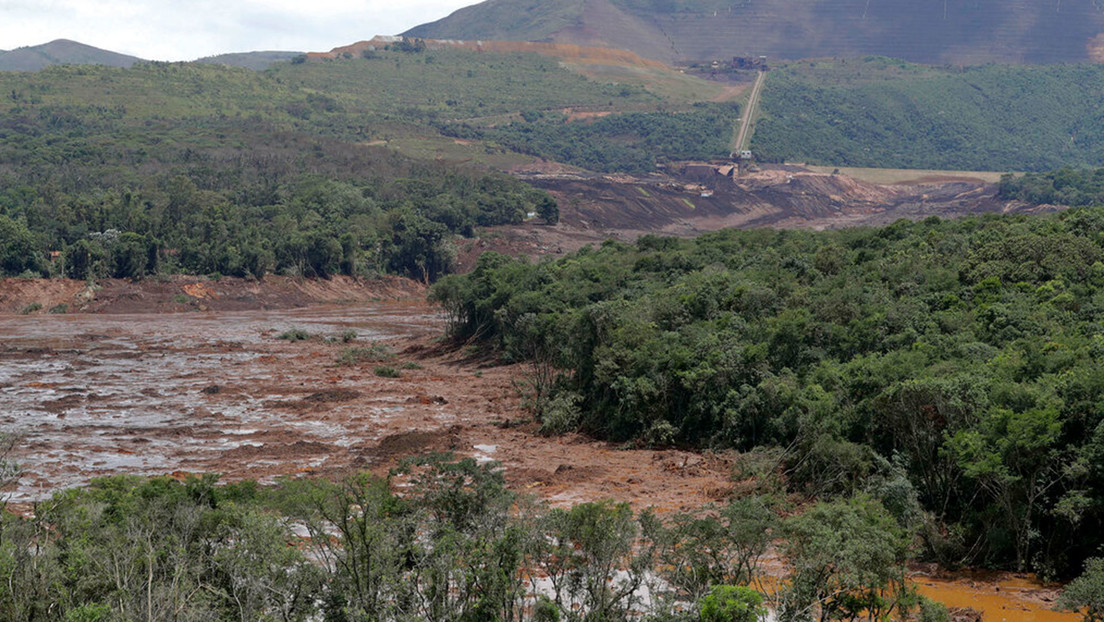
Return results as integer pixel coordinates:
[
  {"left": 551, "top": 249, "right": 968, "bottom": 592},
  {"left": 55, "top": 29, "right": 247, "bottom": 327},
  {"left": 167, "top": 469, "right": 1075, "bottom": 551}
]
[{"left": 0, "top": 0, "right": 481, "bottom": 61}]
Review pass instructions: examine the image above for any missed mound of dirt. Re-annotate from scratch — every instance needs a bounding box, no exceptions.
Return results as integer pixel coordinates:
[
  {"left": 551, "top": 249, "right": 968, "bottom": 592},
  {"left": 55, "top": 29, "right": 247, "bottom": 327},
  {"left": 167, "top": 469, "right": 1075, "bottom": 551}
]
[{"left": 303, "top": 389, "right": 363, "bottom": 403}]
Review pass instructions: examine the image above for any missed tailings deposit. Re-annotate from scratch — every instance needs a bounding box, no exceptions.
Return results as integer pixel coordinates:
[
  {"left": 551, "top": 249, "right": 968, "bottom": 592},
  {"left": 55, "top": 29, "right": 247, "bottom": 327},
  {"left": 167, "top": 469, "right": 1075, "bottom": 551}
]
[{"left": 1, "top": 302, "right": 439, "bottom": 502}]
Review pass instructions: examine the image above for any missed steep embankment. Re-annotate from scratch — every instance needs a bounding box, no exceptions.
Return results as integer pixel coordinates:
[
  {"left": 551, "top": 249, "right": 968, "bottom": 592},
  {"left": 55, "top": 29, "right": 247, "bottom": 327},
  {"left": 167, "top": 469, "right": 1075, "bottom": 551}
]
[
  {"left": 407, "top": 0, "right": 1104, "bottom": 65},
  {"left": 0, "top": 275, "right": 426, "bottom": 315}
]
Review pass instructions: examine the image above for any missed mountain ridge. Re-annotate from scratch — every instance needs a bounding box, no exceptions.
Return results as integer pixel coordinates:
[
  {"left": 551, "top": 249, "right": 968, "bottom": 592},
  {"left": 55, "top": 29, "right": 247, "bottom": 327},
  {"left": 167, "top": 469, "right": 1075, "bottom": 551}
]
[
  {"left": 0, "top": 39, "right": 145, "bottom": 72},
  {"left": 406, "top": 0, "right": 1104, "bottom": 65},
  {"left": 0, "top": 40, "right": 305, "bottom": 72}
]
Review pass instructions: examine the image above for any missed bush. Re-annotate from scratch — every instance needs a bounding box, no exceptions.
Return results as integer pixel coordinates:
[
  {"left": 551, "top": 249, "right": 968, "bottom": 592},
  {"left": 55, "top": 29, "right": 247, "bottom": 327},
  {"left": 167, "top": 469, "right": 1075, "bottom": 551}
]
[
  {"left": 539, "top": 391, "right": 582, "bottom": 435},
  {"left": 0, "top": 215, "right": 40, "bottom": 277},
  {"left": 338, "top": 344, "right": 394, "bottom": 365},
  {"left": 1059, "top": 558, "right": 1104, "bottom": 622},
  {"left": 278, "top": 328, "right": 311, "bottom": 341},
  {"left": 917, "top": 596, "right": 950, "bottom": 622},
  {"left": 699, "top": 585, "right": 766, "bottom": 622},
  {"left": 374, "top": 365, "right": 400, "bottom": 378}
]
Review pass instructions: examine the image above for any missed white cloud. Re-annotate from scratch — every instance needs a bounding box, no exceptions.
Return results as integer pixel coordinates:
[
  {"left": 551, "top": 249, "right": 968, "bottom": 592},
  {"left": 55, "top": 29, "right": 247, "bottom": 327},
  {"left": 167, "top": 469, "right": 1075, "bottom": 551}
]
[{"left": 0, "top": 0, "right": 479, "bottom": 60}]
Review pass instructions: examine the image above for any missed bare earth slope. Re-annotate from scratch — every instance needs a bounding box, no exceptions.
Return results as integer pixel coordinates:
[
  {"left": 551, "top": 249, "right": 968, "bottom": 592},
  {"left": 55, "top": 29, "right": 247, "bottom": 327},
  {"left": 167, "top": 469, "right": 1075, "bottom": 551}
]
[
  {"left": 406, "top": 0, "right": 1104, "bottom": 65},
  {"left": 454, "top": 165, "right": 1054, "bottom": 270}
]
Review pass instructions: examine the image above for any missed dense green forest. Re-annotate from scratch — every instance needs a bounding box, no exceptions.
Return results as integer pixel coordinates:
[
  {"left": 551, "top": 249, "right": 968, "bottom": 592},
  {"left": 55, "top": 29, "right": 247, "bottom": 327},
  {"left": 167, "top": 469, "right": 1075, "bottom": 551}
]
[
  {"left": 0, "top": 49, "right": 667, "bottom": 280},
  {"left": 431, "top": 207, "right": 1104, "bottom": 577},
  {"left": 0, "top": 452, "right": 942, "bottom": 622},
  {"left": 1000, "top": 168, "right": 1104, "bottom": 207},
  {"left": 442, "top": 103, "right": 739, "bottom": 174},
  {"left": 751, "top": 59, "right": 1104, "bottom": 171}
]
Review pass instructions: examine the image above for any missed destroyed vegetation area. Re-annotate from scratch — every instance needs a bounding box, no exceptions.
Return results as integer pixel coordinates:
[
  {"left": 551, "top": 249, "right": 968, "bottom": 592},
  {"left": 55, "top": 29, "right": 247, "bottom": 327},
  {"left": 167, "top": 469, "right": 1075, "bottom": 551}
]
[{"left": 2, "top": 19, "right": 1104, "bottom": 622}]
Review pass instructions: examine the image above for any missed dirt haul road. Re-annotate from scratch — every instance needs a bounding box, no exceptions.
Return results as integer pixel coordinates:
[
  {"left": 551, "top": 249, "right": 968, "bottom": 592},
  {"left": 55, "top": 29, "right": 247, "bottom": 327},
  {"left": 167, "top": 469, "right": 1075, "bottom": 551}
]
[{"left": 734, "top": 70, "right": 766, "bottom": 152}]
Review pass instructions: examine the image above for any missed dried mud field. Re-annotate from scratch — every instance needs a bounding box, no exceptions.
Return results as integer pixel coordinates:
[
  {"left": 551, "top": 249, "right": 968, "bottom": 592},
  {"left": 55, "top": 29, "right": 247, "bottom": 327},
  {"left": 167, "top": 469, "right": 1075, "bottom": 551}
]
[{"left": 1, "top": 300, "right": 731, "bottom": 514}]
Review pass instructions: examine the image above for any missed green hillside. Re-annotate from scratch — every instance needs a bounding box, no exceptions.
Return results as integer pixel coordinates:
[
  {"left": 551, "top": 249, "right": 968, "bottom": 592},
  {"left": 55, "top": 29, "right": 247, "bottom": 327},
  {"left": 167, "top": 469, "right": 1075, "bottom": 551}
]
[
  {"left": 195, "top": 51, "right": 303, "bottom": 71},
  {"left": 1, "top": 52, "right": 645, "bottom": 281},
  {"left": 751, "top": 59, "right": 1104, "bottom": 172},
  {"left": 0, "top": 44, "right": 752, "bottom": 280},
  {"left": 406, "top": 0, "right": 586, "bottom": 42},
  {"left": 265, "top": 47, "right": 660, "bottom": 133},
  {"left": 407, "top": 0, "right": 1104, "bottom": 65}
]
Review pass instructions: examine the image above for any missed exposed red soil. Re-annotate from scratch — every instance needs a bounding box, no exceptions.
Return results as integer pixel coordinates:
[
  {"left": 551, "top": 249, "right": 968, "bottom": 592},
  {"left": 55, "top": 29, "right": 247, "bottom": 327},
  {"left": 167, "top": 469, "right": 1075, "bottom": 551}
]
[
  {"left": 0, "top": 274, "right": 426, "bottom": 315},
  {"left": 1, "top": 301, "right": 732, "bottom": 516}
]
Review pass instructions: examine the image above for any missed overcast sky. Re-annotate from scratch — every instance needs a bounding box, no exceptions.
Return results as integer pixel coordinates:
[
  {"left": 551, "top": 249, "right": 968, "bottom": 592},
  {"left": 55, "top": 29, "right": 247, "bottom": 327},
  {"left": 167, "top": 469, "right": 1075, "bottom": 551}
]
[{"left": 0, "top": 0, "right": 481, "bottom": 61}]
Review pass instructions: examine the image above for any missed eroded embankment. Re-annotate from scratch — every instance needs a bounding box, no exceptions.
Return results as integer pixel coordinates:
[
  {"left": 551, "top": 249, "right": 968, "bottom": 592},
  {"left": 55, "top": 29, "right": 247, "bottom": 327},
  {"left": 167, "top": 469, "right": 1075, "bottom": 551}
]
[{"left": 0, "top": 274, "right": 426, "bottom": 315}]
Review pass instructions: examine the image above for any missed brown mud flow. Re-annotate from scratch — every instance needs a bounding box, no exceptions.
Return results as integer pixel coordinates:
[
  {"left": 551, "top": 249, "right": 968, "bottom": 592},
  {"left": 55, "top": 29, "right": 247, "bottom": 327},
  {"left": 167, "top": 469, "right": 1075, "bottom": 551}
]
[
  {"left": 0, "top": 301, "right": 1084, "bottom": 622},
  {"left": 1, "top": 302, "right": 438, "bottom": 502},
  {"left": 1, "top": 301, "right": 732, "bottom": 515}
]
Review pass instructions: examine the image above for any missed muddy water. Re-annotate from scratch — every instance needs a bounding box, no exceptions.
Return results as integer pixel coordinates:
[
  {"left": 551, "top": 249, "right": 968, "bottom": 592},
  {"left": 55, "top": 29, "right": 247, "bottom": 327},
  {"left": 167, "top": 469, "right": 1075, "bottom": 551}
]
[
  {"left": 0, "top": 302, "right": 440, "bottom": 502},
  {"left": 916, "top": 574, "right": 1075, "bottom": 622},
  {"left": 748, "top": 572, "right": 1074, "bottom": 622}
]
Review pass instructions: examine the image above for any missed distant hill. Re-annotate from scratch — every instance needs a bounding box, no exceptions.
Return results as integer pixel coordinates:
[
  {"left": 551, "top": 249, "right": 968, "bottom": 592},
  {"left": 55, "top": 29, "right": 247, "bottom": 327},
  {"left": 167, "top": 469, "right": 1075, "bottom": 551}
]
[
  {"left": 0, "top": 39, "right": 144, "bottom": 72},
  {"left": 406, "top": 0, "right": 1104, "bottom": 65},
  {"left": 195, "top": 51, "right": 303, "bottom": 71}
]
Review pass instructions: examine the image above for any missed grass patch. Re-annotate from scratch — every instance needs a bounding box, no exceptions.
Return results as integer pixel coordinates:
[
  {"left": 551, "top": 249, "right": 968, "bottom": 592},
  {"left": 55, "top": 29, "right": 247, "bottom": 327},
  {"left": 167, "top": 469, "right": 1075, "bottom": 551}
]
[
  {"left": 338, "top": 343, "right": 395, "bottom": 366},
  {"left": 401, "top": 361, "right": 423, "bottom": 370},
  {"left": 278, "top": 328, "right": 312, "bottom": 342},
  {"left": 19, "top": 303, "right": 42, "bottom": 315},
  {"left": 48, "top": 303, "right": 68, "bottom": 314},
  {"left": 374, "top": 365, "right": 400, "bottom": 378}
]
